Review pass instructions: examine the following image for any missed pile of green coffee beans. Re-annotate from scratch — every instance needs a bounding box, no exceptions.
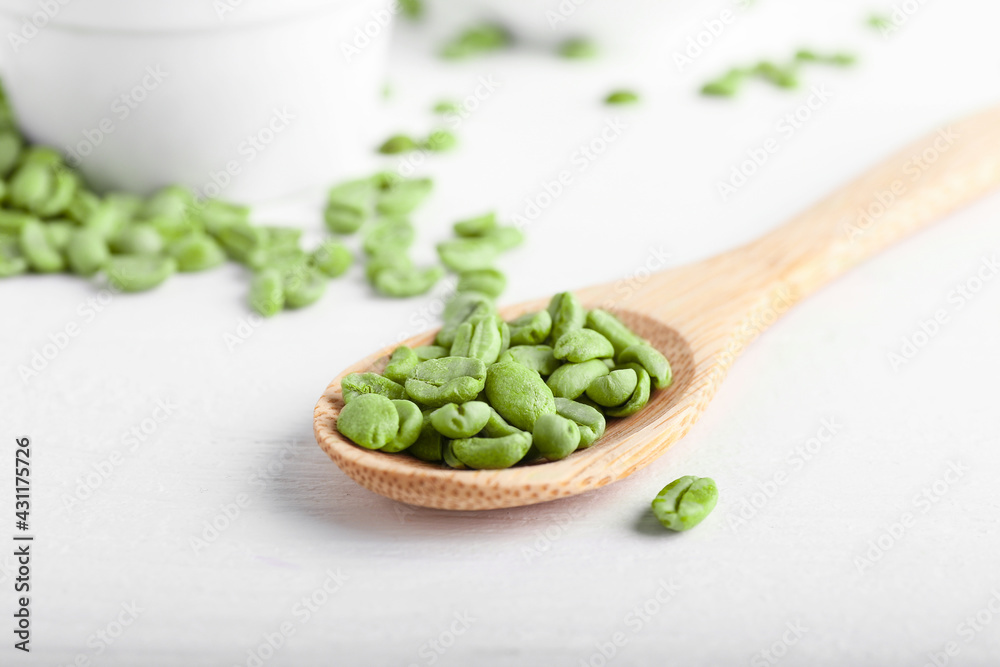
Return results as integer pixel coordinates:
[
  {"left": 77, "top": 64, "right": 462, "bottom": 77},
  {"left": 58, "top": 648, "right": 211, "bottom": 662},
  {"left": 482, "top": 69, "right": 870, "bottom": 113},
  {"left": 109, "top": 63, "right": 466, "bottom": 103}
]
[
  {"left": 701, "top": 49, "right": 855, "bottom": 97},
  {"left": 0, "top": 82, "right": 502, "bottom": 315},
  {"left": 0, "top": 85, "right": 353, "bottom": 313},
  {"left": 324, "top": 176, "right": 523, "bottom": 301},
  {"left": 0, "top": 132, "right": 359, "bottom": 314},
  {"left": 336, "top": 290, "right": 672, "bottom": 469}
]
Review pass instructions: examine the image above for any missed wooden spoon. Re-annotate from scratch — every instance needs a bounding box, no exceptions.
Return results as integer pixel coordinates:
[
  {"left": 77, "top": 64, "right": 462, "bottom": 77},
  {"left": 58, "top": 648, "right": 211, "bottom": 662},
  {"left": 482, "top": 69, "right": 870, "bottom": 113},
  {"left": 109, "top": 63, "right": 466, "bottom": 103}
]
[{"left": 315, "top": 108, "right": 1000, "bottom": 510}]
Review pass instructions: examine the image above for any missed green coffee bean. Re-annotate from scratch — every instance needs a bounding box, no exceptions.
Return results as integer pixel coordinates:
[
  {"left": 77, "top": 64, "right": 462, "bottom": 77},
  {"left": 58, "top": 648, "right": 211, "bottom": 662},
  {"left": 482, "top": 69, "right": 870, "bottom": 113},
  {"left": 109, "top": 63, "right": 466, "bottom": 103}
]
[
  {"left": 826, "top": 53, "right": 856, "bottom": 66},
  {"left": 479, "top": 226, "right": 523, "bottom": 251},
  {"left": 0, "top": 210, "right": 35, "bottom": 235},
  {"left": 375, "top": 176, "right": 432, "bottom": 215},
  {"left": 0, "top": 129, "right": 22, "bottom": 176},
  {"left": 342, "top": 372, "right": 407, "bottom": 403},
  {"left": 450, "top": 314, "right": 504, "bottom": 364},
  {"left": 808, "top": 51, "right": 858, "bottom": 67},
  {"left": 312, "top": 240, "right": 352, "bottom": 278},
  {"left": 558, "top": 38, "right": 598, "bottom": 59},
  {"left": 521, "top": 445, "right": 545, "bottom": 463},
  {"left": 43, "top": 220, "right": 74, "bottom": 251},
  {"left": 433, "top": 99, "right": 460, "bottom": 115},
  {"left": 586, "top": 309, "right": 643, "bottom": 357},
  {"left": 253, "top": 246, "right": 308, "bottom": 274},
  {"left": 168, "top": 233, "right": 226, "bottom": 272},
  {"left": 249, "top": 269, "right": 284, "bottom": 317},
  {"left": 441, "top": 23, "right": 511, "bottom": 60},
  {"left": 452, "top": 432, "right": 531, "bottom": 469},
  {"left": 651, "top": 476, "right": 718, "bottom": 531},
  {"left": 480, "top": 406, "right": 523, "bottom": 438},
  {"left": 408, "top": 355, "right": 489, "bottom": 387},
  {"left": 283, "top": 267, "right": 327, "bottom": 308},
  {"left": 380, "top": 400, "right": 423, "bottom": 453},
  {"left": 437, "top": 291, "right": 495, "bottom": 347},
  {"left": 605, "top": 363, "right": 651, "bottom": 418},
  {"left": 547, "top": 292, "right": 586, "bottom": 343},
  {"left": 142, "top": 185, "right": 195, "bottom": 221},
  {"left": 110, "top": 224, "right": 165, "bottom": 256},
  {"left": 105, "top": 192, "right": 144, "bottom": 219},
  {"left": 453, "top": 212, "right": 496, "bottom": 237},
  {"left": 442, "top": 440, "right": 468, "bottom": 469},
  {"left": 701, "top": 68, "right": 744, "bottom": 97},
  {"left": 373, "top": 265, "right": 443, "bottom": 298},
  {"left": 65, "top": 189, "right": 99, "bottom": 224},
  {"left": 236, "top": 227, "right": 303, "bottom": 272},
  {"left": 442, "top": 290, "right": 494, "bottom": 320},
  {"left": 414, "top": 345, "right": 449, "bottom": 361},
  {"left": 19, "top": 220, "right": 64, "bottom": 272},
  {"left": 553, "top": 397, "right": 605, "bottom": 448},
  {"left": 605, "top": 90, "right": 640, "bottom": 105},
  {"left": 405, "top": 357, "right": 487, "bottom": 408},
  {"left": 7, "top": 161, "right": 52, "bottom": 214},
  {"left": 201, "top": 199, "right": 250, "bottom": 234},
  {"left": 338, "top": 393, "right": 399, "bottom": 450},
  {"left": 437, "top": 237, "right": 501, "bottom": 272},
  {"left": 325, "top": 178, "right": 375, "bottom": 234},
  {"left": 423, "top": 129, "right": 457, "bottom": 152},
  {"left": 532, "top": 413, "right": 580, "bottom": 461},
  {"left": 260, "top": 226, "right": 301, "bottom": 252},
  {"left": 66, "top": 228, "right": 110, "bottom": 276},
  {"left": 499, "top": 320, "right": 511, "bottom": 356},
  {"left": 399, "top": 0, "right": 423, "bottom": 19},
  {"left": 363, "top": 217, "right": 414, "bottom": 255},
  {"left": 618, "top": 344, "right": 672, "bottom": 390},
  {"left": 20, "top": 146, "right": 62, "bottom": 166},
  {"left": 498, "top": 344, "right": 561, "bottom": 376},
  {"left": 82, "top": 199, "right": 131, "bottom": 240},
  {"left": 457, "top": 268, "right": 506, "bottom": 298},
  {"left": 430, "top": 401, "right": 491, "bottom": 438},
  {"left": 39, "top": 169, "right": 79, "bottom": 218},
  {"left": 384, "top": 346, "right": 419, "bottom": 384},
  {"left": 378, "top": 134, "right": 419, "bottom": 155},
  {"left": 485, "top": 361, "right": 556, "bottom": 431},
  {"left": 148, "top": 214, "right": 201, "bottom": 243},
  {"left": 585, "top": 369, "right": 638, "bottom": 408},
  {"left": 106, "top": 255, "right": 176, "bottom": 292},
  {"left": 0, "top": 237, "right": 27, "bottom": 277},
  {"left": 553, "top": 328, "right": 614, "bottom": 362},
  {"left": 753, "top": 61, "right": 798, "bottom": 88},
  {"left": 546, "top": 359, "right": 609, "bottom": 399},
  {"left": 408, "top": 415, "right": 443, "bottom": 462},
  {"left": 365, "top": 248, "right": 412, "bottom": 283},
  {"left": 508, "top": 310, "right": 552, "bottom": 346}
]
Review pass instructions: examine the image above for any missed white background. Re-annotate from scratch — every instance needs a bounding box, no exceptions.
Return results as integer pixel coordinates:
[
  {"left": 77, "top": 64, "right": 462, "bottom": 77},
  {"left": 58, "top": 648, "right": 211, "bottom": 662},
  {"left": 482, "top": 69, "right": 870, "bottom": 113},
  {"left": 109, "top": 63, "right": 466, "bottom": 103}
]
[{"left": 3, "top": 0, "right": 1000, "bottom": 665}]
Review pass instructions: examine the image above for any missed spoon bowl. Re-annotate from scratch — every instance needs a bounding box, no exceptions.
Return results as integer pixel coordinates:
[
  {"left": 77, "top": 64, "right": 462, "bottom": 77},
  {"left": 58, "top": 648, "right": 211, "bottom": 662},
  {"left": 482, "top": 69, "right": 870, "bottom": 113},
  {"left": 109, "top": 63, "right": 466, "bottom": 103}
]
[
  {"left": 315, "top": 107, "right": 1000, "bottom": 510},
  {"left": 315, "top": 302, "right": 697, "bottom": 510}
]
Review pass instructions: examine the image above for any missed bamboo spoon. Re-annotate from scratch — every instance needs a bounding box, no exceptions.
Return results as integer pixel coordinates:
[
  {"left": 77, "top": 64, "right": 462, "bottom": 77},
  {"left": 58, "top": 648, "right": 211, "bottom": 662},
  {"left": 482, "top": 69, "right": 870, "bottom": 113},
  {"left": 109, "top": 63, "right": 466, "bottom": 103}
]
[{"left": 315, "top": 108, "right": 1000, "bottom": 511}]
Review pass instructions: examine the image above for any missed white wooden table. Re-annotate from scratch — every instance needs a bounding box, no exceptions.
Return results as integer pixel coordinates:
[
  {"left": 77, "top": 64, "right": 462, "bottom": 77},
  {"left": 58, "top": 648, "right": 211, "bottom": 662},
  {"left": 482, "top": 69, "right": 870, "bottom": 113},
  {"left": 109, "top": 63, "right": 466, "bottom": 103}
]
[{"left": 4, "top": 0, "right": 1000, "bottom": 664}]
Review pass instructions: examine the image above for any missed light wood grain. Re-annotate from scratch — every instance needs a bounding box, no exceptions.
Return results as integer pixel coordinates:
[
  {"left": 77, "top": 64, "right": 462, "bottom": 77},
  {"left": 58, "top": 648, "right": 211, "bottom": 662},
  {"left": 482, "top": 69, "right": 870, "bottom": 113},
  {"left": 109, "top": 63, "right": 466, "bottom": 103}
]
[{"left": 315, "top": 107, "right": 1000, "bottom": 510}]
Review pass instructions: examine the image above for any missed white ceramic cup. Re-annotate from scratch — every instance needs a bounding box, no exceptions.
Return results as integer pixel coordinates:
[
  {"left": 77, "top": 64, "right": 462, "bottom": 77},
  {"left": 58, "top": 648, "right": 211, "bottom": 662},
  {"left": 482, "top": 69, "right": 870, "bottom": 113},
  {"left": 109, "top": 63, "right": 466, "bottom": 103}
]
[{"left": 0, "top": 0, "right": 395, "bottom": 201}]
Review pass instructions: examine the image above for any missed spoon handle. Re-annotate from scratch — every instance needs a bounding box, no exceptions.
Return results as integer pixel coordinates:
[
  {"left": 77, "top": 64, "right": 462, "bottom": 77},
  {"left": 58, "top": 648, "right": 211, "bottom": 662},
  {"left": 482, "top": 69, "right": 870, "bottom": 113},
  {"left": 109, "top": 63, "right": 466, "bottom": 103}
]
[
  {"left": 748, "top": 106, "right": 1000, "bottom": 303},
  {"left": 607, "top": 106, "right": 1000, "bottom": 354}
]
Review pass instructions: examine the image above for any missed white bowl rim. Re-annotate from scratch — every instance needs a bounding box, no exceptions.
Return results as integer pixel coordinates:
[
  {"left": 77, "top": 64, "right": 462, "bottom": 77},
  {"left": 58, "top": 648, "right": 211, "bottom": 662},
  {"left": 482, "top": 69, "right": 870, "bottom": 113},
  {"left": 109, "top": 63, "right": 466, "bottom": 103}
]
[{"left": 0, "top": 0, "right": 376, "bottom": 34}]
